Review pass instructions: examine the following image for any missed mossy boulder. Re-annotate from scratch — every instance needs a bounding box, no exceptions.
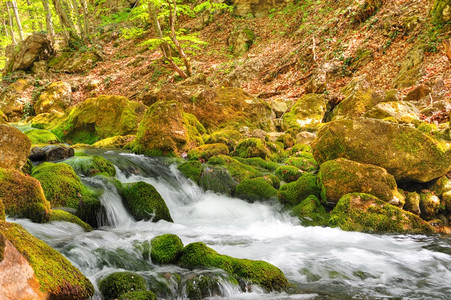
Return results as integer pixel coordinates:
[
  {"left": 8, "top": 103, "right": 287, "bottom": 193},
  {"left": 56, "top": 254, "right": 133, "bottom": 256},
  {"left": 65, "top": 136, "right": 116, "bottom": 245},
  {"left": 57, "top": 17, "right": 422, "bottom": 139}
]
[
  {"left": 275, "top": 133, "right": 296, "bottom": 149},
  {"left": 234, "top": 157, "right": 279, "bottom": 172},
  {"left": 23, "top": 128, "right": 60, "bottom": 144},
  {"left": 178, "top": 242, "right": 289, "bottom": 292},
  {"left": 282, "top": 94, "right": 328, "bottom": 133},
  {"left": 235, "top": 177, "right": 278, "bottom": 202},
  {"left": 275, "top": 165, "right": 303, "bottom": 183},
  {"left": 184, "top": 273, "right": 227, "bottom": 300},
  {"left": 31, "top": 162, "right": 100, "bottom": 225},
  {"left": 119, "top": 291, "right": 157, "bottom": 300},
  {"left": 312, "top": 118, "right": 451, "bottom": 182},
  {"left": 63, "top": 155, "right": 116, "bottom": 177},
  {"left": 122, "top": 181, "right": 173, "bottom": 222},
  {"left": 33, "top": 81, "right": 72, "bottom": 114},
  {"left": 130, "top": 101, "right": 205, "bottom": 156},
  {"left": 157, "top": 85, "right": 275, "bottom": 131},
  {"left": 278, "top": 173, "right": 320, "bottom": 206},
  {"left": 92, "top": 135, "right": 136, "bottom": 149},
  {"left": 205, "top": 129, "right": 242, "bottom": 151},
  {"left": 208, "top": 155, "right": 262, "bottom": 183},
  {"left": 30, "top": 111, "right": 65, "bottom": 130},
  {"left": 419, "top": 192, "right": 441, "bottom": 220},
  {"left": 404, "top": 192, "right": 421, "bottom": 215},
  {"left": 188, "top": 143, "right": 229, "bottom": 161},
  {"left": 0, "top": 124, "right": 31, "bottom": 170},
  {"left": 98, "top": 272, "right": 147, "bottom": 300},
  {"left": 48, "top": 50, "right": 101, "bottom": 73},
  {"left": 0, "top": 168, "right": 51, "bottom": 222},
  {"left": 0, "top": 110, "right": 7, "bottom": 124},
  {"left": 231, "top": 138, "right": 277, "bottom": 161},
  {"left": 364, "top": 101, "right": 420, "bottom": 123},
  {"left": 331, "top": 90, "right": 385, "bottom": 121},
  {"left": 393, "top": 46, "right": 424, "bottom": 88},
  {"left": 318, "top": 158, "right": 404, "bottom": 206},
  {"left": 0, "top": 222, "right": 94, "bottom": 298},
  {"left": 150, "top": 234, "right": 184, "bottom": 264},
  {"left": 54, "top": 95, "right": 147, "bottom": 144},
  {"left": 284, "top": 154, "right": 318, "bottom": 172},
  {"left": 49, "top": 209, "right": 92, "bottom": 231},
  {"left": 291, "top": 195, "right": 329, "bottom": 226},
  {"left": 329, "top": 193, "right": 435, "bottom": 233},
  {"left": 0, "top": 198, "right": 5, "bottom": 221},
  {"left": 0, "top": 79, "right": 33, "bottom": 121},
  {"left": 178, "top": 161, "right": 204, "bottom": 184}
]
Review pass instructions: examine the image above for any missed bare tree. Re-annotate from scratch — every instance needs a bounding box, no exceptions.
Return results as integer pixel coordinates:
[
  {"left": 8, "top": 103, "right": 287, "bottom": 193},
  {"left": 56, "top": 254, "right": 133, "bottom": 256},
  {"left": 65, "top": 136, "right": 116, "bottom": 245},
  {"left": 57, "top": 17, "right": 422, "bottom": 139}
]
[
  {"left": 42, "top": 0, "right": 55, "bottom": 43},
  {"left": 9, "top": 1, "right": 23, "bottom": 41},
  {"left": 5, "top": 1, "right": 16, "bottom": 44}
]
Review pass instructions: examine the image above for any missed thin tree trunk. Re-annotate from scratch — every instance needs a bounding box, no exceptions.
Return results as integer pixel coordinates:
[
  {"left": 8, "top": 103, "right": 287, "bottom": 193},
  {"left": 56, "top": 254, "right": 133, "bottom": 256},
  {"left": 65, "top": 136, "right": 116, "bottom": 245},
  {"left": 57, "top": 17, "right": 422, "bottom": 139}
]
[
  {"left": 26, "top": 0, "right": 36, "bottom": 31},
  {"left": 10, "top": 1, "right": 23, "bottom": 41},
  {"left": 5, "top": 1, "right": 16, "bottom": 44},
  {"left": 70, "top": 0, "right": 85, "bottom": 40},
  {"left": 1, "top": 15, "right": 9, "bottom": 39},
  {"left": 79, "top": 0, "right": 88, "bottom": 38},
  {"left": 168, "top": 0, "right": 192, "bottom": 77},
  {"left": 42, "top": 0, "right": 55, "bottom": 44},
  {"left": 52, "top": 0, "right": 78, "bottom": 40}
]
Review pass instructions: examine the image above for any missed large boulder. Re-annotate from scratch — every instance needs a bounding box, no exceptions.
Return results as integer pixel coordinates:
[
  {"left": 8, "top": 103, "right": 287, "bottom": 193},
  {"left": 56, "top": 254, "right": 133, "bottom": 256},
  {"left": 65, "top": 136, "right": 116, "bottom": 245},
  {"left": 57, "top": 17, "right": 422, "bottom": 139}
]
[
  {"left": 29, "top": 144, "right": 74, "bottom": 162},
  {"left": 48, "top": 50, "right": 102, "bottom": 73},
  {"left": 282, "top": 94, "right": 328, "bottom": 133},
  {"left": 33, "top": 82, "right": 72, "bottom": 114},
  {"left": 364, "top": 101, "right": 420, "bottom": 123},
  {"left": 4, "top": 34, "right": 54, "bottom": 73},
  {"left": 312, "top": 118, "right": 451, "bottom": 182},
  {"left": 318, "top": 158, "right": 404, "bottom": 206},
  {"left": 130, "top": 101, "right": 205, "bottom": 156},
  {"left": 0, "top": 124, "right": 31, "bottom": 170},
  {"left": 0, "top": 168, "right": 51, "bottom": 223},
  {"left": 157, "top": 85, "right": 275, "bottom": 131},
  {"left": 0, "top": 222, "right": 94, "bottom": 299},
  {"left": 232, "top": 0, "right": 288, "bottom": 17},
  {"left": 53, "top": 95, "right": 147, "bottom": 144},
  {"left": 0, "top": 79, "right": 33, "bottom": 121},
  {"left": 329, "top": 193, "right": 435, "bottom": 234}
]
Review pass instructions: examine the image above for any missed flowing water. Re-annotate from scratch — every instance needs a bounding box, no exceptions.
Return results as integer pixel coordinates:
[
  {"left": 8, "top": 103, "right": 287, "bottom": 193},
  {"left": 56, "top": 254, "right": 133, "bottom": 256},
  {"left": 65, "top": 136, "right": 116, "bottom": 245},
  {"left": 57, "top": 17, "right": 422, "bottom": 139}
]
[{"left": 10, "top": 151, "right": 451, "bottom": 299}]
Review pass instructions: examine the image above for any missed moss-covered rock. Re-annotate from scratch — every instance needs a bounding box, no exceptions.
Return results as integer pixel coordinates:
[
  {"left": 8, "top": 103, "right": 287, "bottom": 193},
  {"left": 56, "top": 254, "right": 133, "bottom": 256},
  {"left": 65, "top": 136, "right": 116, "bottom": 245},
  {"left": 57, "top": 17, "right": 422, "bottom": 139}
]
[
  {"left": 30, "top": 111, "right": 65, "bottom": 130},
  {"left": 235, "top": 177, "right": 278, "bottom": 202},
  {"left": 419, "top": 192, "right": 441, "bottom": 220},
  {"left": 49, "top": 209, "right": 92, "bottom": 231},
  {"left": 228, "top": 25, "right": 255, "bottom": 56},
  {"left": 122, "top": 181, "right": 173, "bottom": 222},
  {"left": 150, "top": 234, "right": 184, "bottom": 264},
  {"left": 205, "top": 129, "right": 242, "bottom": 151},
  {"left": 92, "top": 135, "right": 136, "bottom": 149},
  {"left": 198, "top": 165, "right": 237, "bottom": 195},
  {"left": 404, "top": 192, "right": 421, "bottom": 215},
  {"left": 48, "top": 50, "right": 101, "bottom": 73},
  {"left": 282, "top": 94, "right": 328, "bottom": 133},
  {"left": 329, "top": 193, "right": 435, "bottom": 233},
  {"left": 184, "top": 273, "right": 227, "bottom": 300},
  {"left": 291, "top": 195, "right": 329, "bottom": 226},
  {"left": 331, "top": 89, "right": 384, "bottom": 121},
  {"left": 178, "top": 161, "right": 204, "bottom": 184},
  {"left": 312, "top": 118, "right": 451, "bottom": 183},
  {"left": 178, "top": 242, "right": 289, "bottom": 291},
  {"left": 31, "top": 162, "right": 100, "bottom": 225},
  {"left": 318, "top": 158, "right": 404, "bottom": 206},
  {"left": 98, "top": 272, "right": 147, "bottom": 300},
  {"left": 119, "top": 291, "right": 157, "bottom": 300},
  {"left": 234, "top": 157, "right": 279, "bottom": 172},
  {"left": 275, "top": 133, "right": 296, "bottom": 149},
  {"left": 23, "top": 128, "right": 60, "bottom": 144},
  {"left": 0, "top": 222, "right": 95, "bottom": 298},
  {"left": 0, "top": 198, "right": 5, "bottom": 221},
  {"left": 0, "top": 79, "right": 33, "bottom": 121},
  {"left": 0, "top": 168, "right": 50, "bottom": 222},
  {"left": 208, "top": 155, "right": 262, "bottom": 183},
  {"left": 231, "top": 138, "right": 274, "bottom": 160},
  {"left": 188, "top": 143, "right": 229, "bottom": 161},
  {"left": 278, "top": 173, "right": 320, "bottom": 206},
  {"left": 284, "top": 154, "right": 318, "bottom": 172},
  {"left": 393, "top": 46, "right": 424, "bottom": 88},
  {"left": 54, "top": 95, "right": 147, "bottom": 144},
  {"left": 0, "top": 110, "right": 7, "bottom": 124},
  {"left": 275, "top": 165, "right": 303, "bottom": 183},
  {"left": 0, "top": 124, "right": 31, "bottom": 170},
  {"left": 63, "top": 155, "right": 116, "bottom": 177},
  {"left": 290, "top": 143, "right": 312, "bottom": 155},
  {"left": 130, "top": 101, "right": 204, "bottom": 156},
  {"left": 33, "top": 81, "right": 72, "bottom": 114},
  {"left": 364, "top": 101, "right": 420, "bottom": 123}
]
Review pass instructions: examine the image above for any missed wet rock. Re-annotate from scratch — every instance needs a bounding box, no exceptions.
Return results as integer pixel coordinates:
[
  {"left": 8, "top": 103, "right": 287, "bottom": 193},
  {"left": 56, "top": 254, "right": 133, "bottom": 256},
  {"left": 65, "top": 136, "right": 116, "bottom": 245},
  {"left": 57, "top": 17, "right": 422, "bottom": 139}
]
[
  {"left": 419, "top": 192, "right": 441, "bottom": 220},
  {"left": 0, "top": 124, "right": 31, "bottom": 170},
  {"left": 404, "top": 192, "right": 421, "bottom": 215},
  {"left": 29, "top": 144, "right": 74, "bottom": 162},
  {"left": 312, "top": 118, "right": 451, "bottom": 182}
]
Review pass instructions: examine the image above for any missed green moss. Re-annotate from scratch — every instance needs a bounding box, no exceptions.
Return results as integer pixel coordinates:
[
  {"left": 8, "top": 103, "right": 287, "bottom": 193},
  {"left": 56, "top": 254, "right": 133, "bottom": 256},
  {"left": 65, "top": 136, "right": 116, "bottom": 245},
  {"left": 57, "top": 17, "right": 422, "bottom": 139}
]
[
  {"left": 275, "top": 133, "right": 296, "bottom": 149},
  {"left": 0, "top": 232, "right": 5, "bottom": 262},
  {"left": 329, "top": 193, "right": 435, "bottom": 234},
  {"left": 63, "top": 155, "right": 116, "bottom": 177},
  {"left": 184, "top": 273, "right": 226, "bottom": 300},
  {"left": 49, "top": 209, "right": 92, "bottom": 231},
  {"left": 178, "top": 242, "right": 289, "bottom": 292},
  {"left": 92, "top": 135, "right": 136, "bottom": 149},
  {"left": 263, "top": 174, "right": 280, "bottom": 189},
  {"left": 231, "top": 138, "right": 272, "bottom": 160},
  {"left": 0, "top": 198, "right": 5, "bottom": 221},
  {"left": 188, "top": 143, "right": 229, "bottom": 161},
  {"left": 21, "top": 159, "right": 33, "bottom": 175},
  {"left": 291, "top": 195, "right": 329, "bottom": 226},
  {"left": 199, "top": 166, "right": 237, "bottom": 195},
  {"left": 122, "top": 181, "right": 173, "bottom": 222},
  {"left": 275, "top": 165, "right": 303, "bottom": 183},
  {"left": 0, "top": 222, "right": 95, "bottom": 298},
  {"left": 178, "top": 161, "right": 204, "bottom": 184},
  {"left": 150, "top": 234, "right": 184, "bottom": 264},
  {"left": 23, "top": 128, "right": 60, "bottom": 144},
  {"left": 0, "top": 168, "right": 50, "bottom": 223},
  {"left": 282, "top": 94, "right": 328, "bottom": 133},
  {"left": 284, "top": 155, "right": 318, "bottom": 172},
  {"left": 205, "top": 129, "right": 242, "bottom": 151},
  {"left": 278, "top": 173, "right": 320, "bottom": 206},
  {"left": 98, "top": 272, "right": 147, "bottom": 300},
  {"left": 30, "top": 112, "right": 66, "bottom": 130},
  {"left": 119, "top": 291, "right": 157, "bottom": 300},
  {"left": 234, "top": 157, "right": 279, "bottom": 172},
  {"left": 290, "top": 143, "right": 312, "bottom": 154},
  {"left": 419, "top": 192, "right": 441, "bottom": 220},
  {"left": 208, "top": 155, "right": 262, "bottom": 183},
  {"left": 235, "top": 177, "right": 278, "bottom": 202},
  {"left": 432, "top": 0, "right": 451, "bottom": 25}
]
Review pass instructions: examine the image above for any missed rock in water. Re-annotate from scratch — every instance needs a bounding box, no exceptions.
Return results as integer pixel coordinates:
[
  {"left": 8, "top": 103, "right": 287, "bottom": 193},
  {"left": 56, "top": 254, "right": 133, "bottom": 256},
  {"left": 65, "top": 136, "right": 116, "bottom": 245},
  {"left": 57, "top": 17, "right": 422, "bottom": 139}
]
[
  {"left": 312, "top": 118, "right": 451, "bottom": 182},
  {"left": 29, "top": 144, "right": 74, "bottom": 162},
  {"left": 0, "top": 124, "right": 31, "bottom": 170}
]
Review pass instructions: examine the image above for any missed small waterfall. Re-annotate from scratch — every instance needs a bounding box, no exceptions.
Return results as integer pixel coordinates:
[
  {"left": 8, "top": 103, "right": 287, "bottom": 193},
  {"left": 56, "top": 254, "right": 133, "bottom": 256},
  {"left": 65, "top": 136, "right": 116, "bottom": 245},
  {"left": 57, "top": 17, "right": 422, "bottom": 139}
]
[{"left": 82, "top": 176, "right": 134, "bottom": 227}]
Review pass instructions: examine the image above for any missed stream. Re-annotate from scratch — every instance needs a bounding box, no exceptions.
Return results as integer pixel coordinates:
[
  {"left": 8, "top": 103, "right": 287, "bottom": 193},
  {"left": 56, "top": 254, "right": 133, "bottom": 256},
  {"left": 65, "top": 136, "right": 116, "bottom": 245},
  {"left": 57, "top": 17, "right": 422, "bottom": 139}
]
[{"left": 10, "top": 151, "right": 451, "bottom": 299}]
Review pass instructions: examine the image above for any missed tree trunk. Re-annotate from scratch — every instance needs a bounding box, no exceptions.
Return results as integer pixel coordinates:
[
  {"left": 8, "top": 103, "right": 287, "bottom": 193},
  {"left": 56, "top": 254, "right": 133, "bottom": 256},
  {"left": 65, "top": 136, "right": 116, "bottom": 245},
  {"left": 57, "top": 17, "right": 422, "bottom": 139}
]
[
  {"left": 10, "top": 1, "right": 23, "bottom": 41},
  {"left": 70, "top": 0, "right": 85, "bottom": 41},
  {"left": 79, "top": 0, "right": 89, "bottom": 38},
  {"left": 26, "top": 0, "right": 36, "bottom": 31},
  {"left": 168, "top": 0, "right": 192, "bottom": 77},
  {"left": 42, "top": 0, "right": 55, "bottom": 44},
  {"left": 51, "top": 0, "right": 78, "bottom": 40},
  {"left": 5, "top": 1, "right": 16, "bottom": 44}
]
